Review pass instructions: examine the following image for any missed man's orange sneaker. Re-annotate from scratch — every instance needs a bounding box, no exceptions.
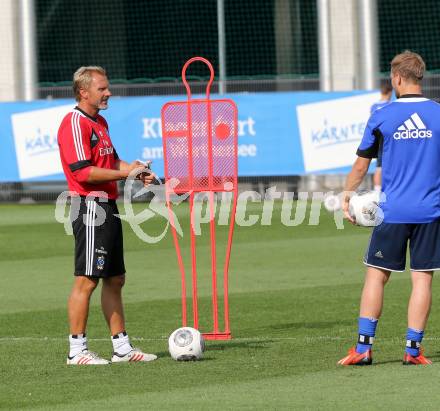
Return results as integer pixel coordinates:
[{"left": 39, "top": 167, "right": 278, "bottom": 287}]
[
  {"left": 403, "top": 349, "right": 432, "bottom": 365},
  {"left": 338, "top": 347, "right": 372, "bottom": 366}
]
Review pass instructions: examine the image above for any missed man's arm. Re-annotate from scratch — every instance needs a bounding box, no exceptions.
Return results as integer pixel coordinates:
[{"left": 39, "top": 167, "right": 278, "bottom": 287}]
[
  {"left": 115, "top": 159, "right": 155, "bottom": 186},
  {"left": 343, "top": 108, "right": 382, "bottom": 222},
  {"left": 86, "top": 166, "right": 131, "bottom": 184},
  {"left": 75, "top": 161, "right": 148, "bottom": 184},
  {"left": 115, "top": 159, "right": 132, "bottom": 172},
  {"left": 115, "top": 159, "right": 151, "bottom": 172},
  {"left": 342, "top": 156, "right": 372, "bottom": 223}
]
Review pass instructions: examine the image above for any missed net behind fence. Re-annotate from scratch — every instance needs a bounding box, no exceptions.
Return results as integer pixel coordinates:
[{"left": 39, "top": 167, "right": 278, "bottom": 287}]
[
  {"left": 36, "top": 0, "right": 440, "bottom": 88},
  {"left": 36, "top": 0, "right": 319, "bottom": 86},
  {"left": 377, "top": 0, "right": 440, "bottom": 74}
]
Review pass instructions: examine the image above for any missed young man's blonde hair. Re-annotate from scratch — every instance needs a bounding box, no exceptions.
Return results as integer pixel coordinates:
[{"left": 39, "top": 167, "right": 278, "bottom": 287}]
[
  {"left": 73, "top": 66, "right": 107, "bottom": 101},
  {"left": 390, "top": 51, "right": 425, "bottom": 84}
]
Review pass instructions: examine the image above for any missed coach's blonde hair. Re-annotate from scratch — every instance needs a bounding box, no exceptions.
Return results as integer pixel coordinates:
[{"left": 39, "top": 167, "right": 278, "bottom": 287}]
[
  {"left": 391, "top": 51, "right": 425, "bottom": 84},
  {"left": 73, "top": 66, "right": 107, "bottom": 101}
]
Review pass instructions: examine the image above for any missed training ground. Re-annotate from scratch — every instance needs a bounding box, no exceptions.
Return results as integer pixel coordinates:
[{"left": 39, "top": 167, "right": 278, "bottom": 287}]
[{"left": 1, "top": 202, "right": 439, "bottom": 410}]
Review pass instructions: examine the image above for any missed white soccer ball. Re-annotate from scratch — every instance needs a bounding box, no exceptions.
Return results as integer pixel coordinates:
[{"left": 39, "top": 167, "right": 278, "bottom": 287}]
[
  {"left": 168, "top": 327, "right": 205, "bottom": 361},
  {"left": 349, "top": 190, "right": 383, "bottom": 227}
]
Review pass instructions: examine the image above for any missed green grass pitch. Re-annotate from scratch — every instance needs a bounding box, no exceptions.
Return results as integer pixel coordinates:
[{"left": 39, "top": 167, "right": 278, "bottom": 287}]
[{"left": 1, "top": 201, "right": 440, "bottom": 410}]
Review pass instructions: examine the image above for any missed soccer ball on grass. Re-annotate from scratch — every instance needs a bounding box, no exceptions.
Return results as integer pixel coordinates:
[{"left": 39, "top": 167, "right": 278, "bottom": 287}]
[{"left": 168, "top": 327, "right": 205, "bottom": 361}]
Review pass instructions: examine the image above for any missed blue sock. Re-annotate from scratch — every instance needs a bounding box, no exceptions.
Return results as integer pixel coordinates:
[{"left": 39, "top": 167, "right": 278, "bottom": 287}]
[
  {"left": 405, "top": 328, "right": 424, "bottom": 357},
  {"left": 355, "top": 317, "right": 378, "bottom": 354}
]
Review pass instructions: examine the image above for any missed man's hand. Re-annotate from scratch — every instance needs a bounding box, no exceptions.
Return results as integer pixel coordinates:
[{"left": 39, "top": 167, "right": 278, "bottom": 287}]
[
  {"left": 342, "top": 191, "right": 355, "bottom": 224},
  {"left": 126, "top": 160, "right": 147, "bottom": 171},
  {"left": 139, "top": 171, "right": 156, "bottom": 187},
  {"left": 116, "top": 159, "right": 156, "bottom": 186},
  {"left": 127, "top": 160, "right": 155, "bottom": 187},
  {"left": 342, "top": 157, "right": 371, "bottom": 225}
]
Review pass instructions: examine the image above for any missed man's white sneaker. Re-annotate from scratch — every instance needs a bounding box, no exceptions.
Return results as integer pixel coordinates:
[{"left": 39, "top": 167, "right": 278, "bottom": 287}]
[
  {"left": 67, "top": 350, "right": 110, "bottom": 365},
  {"left": 111, "top": 348, "right": 157, "bottom": 363}
]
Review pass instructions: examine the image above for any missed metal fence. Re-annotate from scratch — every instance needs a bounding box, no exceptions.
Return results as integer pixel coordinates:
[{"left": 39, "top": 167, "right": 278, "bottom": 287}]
[
  {"left": 39, "top": 74, "right": 440, "bottom": 99},
  {"left": 39, "top": 77, "right": 321, "bottom": 99}
]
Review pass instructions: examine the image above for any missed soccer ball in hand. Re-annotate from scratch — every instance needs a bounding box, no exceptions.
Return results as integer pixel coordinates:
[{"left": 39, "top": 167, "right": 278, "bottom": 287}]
[
  {"left": 349, "top": 191, "right": 383, "bottom": 227},
  {"left": 168, "top": 327, "right": 205, "bottom": 361}
]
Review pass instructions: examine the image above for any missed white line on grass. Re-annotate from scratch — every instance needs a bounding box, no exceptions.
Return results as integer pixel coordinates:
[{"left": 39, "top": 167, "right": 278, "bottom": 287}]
[
  {"left": 3, "top": 336, "right": 440, "bottom": 343},
  {"left": 1, "top": 336, "right": 340, "bottom": 342}
]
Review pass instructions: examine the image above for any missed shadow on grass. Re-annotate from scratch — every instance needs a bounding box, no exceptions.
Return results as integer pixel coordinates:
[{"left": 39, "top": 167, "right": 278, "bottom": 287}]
[
  {"left": 207, "top": 339, "right": 274, "bottom": 351},
  {"left": 374, "top": 352, "right": 440, "bottom": 365},
  {"left": 153, "top": 350, "right": 217, "bottom": 361},
  {"left": 269, "top": 320, "right": 353, "bottom": 331},
  {"left": 153, "top": 340, "right": 272, "bottom": 360},
  {"left": 237, "top": 320, "right": 354, "bottom": 337},
  {"left": 371, "top": 359, "right": 405, "bottom": 365},
  {"left": 155, "top": 350, "right": 172, "bottom": 359}
]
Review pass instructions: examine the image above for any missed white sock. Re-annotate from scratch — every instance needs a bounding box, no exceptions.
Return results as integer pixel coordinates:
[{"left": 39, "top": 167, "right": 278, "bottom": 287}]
[
  {"left": 69, "top": 333, "right": 87, "bottom": 358},
  {"left": 374, "top": 185, "right": 381, "bottom": 193},
  {"left": 112, "top": 331, "right": 133, "bottom": 355}
]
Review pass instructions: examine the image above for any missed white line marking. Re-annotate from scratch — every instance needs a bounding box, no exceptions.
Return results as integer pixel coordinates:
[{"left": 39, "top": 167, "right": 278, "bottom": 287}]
[{"left": 3, "top": 336, "right": 440, "bottom": 343}]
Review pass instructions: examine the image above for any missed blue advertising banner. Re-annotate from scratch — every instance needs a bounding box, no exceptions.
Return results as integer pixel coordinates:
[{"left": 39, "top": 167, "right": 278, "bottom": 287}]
[{"left": 0, "top": 90, "right": 379, "bottom": 182}]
